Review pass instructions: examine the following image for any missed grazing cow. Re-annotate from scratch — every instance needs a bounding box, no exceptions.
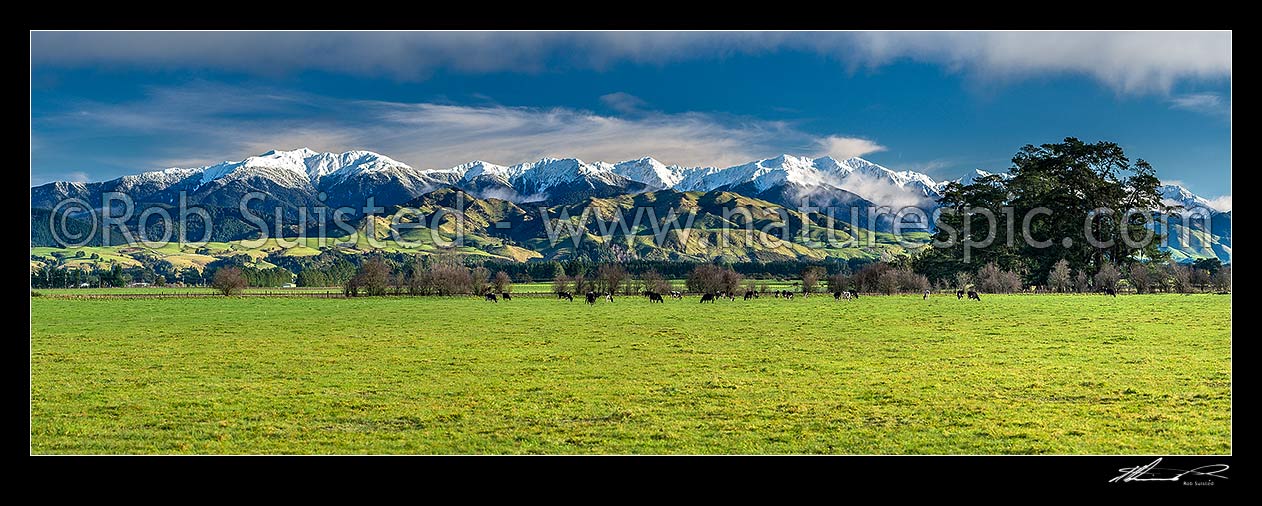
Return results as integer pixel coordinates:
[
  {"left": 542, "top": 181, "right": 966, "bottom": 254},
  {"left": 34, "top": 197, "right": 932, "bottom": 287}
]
[
  {"left": 726, "top": 292, "right": 735, "bottom": 301},
  {"left": 967, "top": 290, "right": 981, "bottom": 301},
  {"left": 585, "top": 291, "right": 598, "bottom": 305},
  {"left": 485, "top": 293, "right": 498, "bottom": 303},
  {"left": 558, "top": 291, "right": 574, "bottom": 302},
  {"left": 744, "top": 291, "right": 754, "bottom": 301},
  {"left": 956, "top": 289, "right": 964, "bottom": 300},
  {"left": 606, "top": 292, "right": 614, "bottom": 302},
  {"left": 670, "top": 290, "right": 683, "bottom": 300},
  {"left": 923, "top": 289, "right": 930, "bottom": 300},
  {"left": 1105, "top": 288, "right": 1116, "bottom": 297},
  {"left": 700, "top": 293, "right": 716, "bottom": 303},
  {"left": 833, "top": 291, "right": 843, "bottom": 300},
  {"left": 784, "top": 291, "right": 794, "bottom": 300},
  {"left": 501, "top": 293, "right": 512, "bottom": 301},
  {"left": 645, "top": 291, "right": 664, "bottom": 303}
]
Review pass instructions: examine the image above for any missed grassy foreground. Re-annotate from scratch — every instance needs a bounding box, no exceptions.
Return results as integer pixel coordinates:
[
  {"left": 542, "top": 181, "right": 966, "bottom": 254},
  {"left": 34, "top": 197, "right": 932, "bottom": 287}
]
[{"left": 30, "top": 294, "right": 1230, "bottom": 454}]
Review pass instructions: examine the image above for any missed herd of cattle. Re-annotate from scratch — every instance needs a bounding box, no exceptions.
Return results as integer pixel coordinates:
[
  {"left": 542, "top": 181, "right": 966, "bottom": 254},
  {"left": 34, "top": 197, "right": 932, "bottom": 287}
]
[
  {"left": 482, "top": 286, "right": 1121, "bottom": 303},
  {"left": 479, "top": 288, "right": 1001, "bottom": 304}
]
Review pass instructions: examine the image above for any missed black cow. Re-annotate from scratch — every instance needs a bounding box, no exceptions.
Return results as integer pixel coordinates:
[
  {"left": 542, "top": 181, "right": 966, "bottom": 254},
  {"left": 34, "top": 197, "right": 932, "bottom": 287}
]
[
  {"left": 956, "top": 289, "right": 964, "bottom": 300},
  {"left": 700, "top": 293, "right": 716, "bottom": 303},
  {"left": 784, "top": 291, "right": 794, "bottom": 300},
  {"left": 558, "top": 291, "right": 574, "bottom": 302},
  {"left": 1105, "top": 288, "right": 1116, "bottom": 297},
  {"left": 586, "top": 292, "right": 598, "bottom": 305},
  {"left": 501, "top": 293, "right": 512, "bottom": 301},
  {"left": 967, "top": 290, "right": 981, "bottom": 301},
  {"left": 833, "top": 291, "right": 842, "bottom": 300},
  {"left": 744, "top": 291, "right": 754, "bottom": 301},
  {"left": 484, "top": 293, "right": 498, "bottom": 303},
  {"left": 606, "top": 292, "right": 615, "bottom": 302},
  {"left": 645, "top": 291, "right": 664, "bottom": 303},
  {"left": 850, "top": 290, "right": 859, "bottom": 300}
]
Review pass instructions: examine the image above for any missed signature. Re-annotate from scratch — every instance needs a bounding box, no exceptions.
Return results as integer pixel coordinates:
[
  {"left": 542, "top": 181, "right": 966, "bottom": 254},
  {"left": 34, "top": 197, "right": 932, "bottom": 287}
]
[{"left": 1110, "top": 458, "right": 1229, "bottom": 483}]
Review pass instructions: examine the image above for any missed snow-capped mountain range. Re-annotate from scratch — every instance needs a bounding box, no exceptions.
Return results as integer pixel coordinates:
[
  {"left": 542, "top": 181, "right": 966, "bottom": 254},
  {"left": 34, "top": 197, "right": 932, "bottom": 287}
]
[
  {"left": 32, "top": 148, "right": 993, "bottom": 210},
  {"left": 33, "top": 148, "right": 1231, "bottom": 217},
  {"left": 1160, "top": 184, "right": 1229, "bottom": 215},
  {"left": 31, "top": 148, "right": 1231, "bottom": 263}
]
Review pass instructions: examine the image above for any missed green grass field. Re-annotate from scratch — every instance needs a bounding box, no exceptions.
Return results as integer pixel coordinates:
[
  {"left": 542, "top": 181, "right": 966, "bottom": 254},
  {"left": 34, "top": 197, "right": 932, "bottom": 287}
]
[{"left": 30, "top": 293, "right": 1231, "bottom": 454}]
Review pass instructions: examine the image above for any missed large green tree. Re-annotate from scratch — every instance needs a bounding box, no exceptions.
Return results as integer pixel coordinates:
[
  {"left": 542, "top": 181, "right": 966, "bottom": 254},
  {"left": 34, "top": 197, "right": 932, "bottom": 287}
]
[{"left": 916, "top": 138, "right": 1169, "bottom": 284}]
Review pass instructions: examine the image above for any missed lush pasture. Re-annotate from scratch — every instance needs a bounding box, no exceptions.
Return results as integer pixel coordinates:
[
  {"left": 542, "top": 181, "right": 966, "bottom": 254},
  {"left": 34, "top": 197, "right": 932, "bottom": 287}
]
[{"left": 30, "top": 294, "right": 1230, "bottom": 454}]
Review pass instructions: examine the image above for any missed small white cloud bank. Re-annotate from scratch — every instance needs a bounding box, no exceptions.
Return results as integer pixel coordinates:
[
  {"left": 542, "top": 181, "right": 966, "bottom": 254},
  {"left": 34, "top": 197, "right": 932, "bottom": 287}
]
[
  {"left": 814, "top": 135, "right": 886, "bottom": 159},
  {"left": 1168, "top": 92, "right": 1229, "bottom": 116},
  {"left": 599, "top": 92, "right": 649, "bottom": 114},
  {"left": 1206, "top": 195, "right": 1232, "bottom": 212}
]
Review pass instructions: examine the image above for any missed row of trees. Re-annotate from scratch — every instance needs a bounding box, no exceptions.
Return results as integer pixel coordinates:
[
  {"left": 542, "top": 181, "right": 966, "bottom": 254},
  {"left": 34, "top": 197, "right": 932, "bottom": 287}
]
[
  {"left": 1044, "top": 258, "right": 1230, "bottom": 293},
  {"left": 822, "top": 263, "right": 931, "bottom": 295},
  {"left": 341, "top": 257, "right": 516, "bottom": 297}
]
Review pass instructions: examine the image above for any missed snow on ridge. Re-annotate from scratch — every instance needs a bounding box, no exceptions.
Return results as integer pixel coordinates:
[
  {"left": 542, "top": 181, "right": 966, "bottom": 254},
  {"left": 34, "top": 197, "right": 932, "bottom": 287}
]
[
  {"left": 47, "top": 149, "right": 1227, "bottom": 217},
  {"left": 1160, "top": 184, "right": 1223, "bottom": 214}
]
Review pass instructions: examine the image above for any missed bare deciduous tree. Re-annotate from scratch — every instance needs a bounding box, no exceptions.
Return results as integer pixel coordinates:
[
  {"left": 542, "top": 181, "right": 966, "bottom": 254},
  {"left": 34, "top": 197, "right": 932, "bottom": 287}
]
[
  {"left": 470, "top": 266, "right": 491, "bottom": 295},
  {"left": 1212, "top": 266, "right": 1231, "bottom": 292},
  {"left": 877, "top": 270, "right": 900, "bottom": 295},
  {"left": 492, "top": 271, "right": 513, "bottom": 294},
  {"left": 1048, "top": 259, "right": 1072, "bottom": 293},
  {"left": 686, "top": 264, "right": 727, "bottom": 294},
  {"left": 827, "top": 273, "right": 851, "bottom": 294},
  {"left": 639, "top": 269, "right": 670, "bottom": 294},
  {"left": 801, "top": 266, "right": 825, "bottom": 295},
  {"left": 720, "top": 268, "right": 744, "bottom": 295},
  {"left": 355, "top": 257, "right": 391, "bottom": 296},
  {"left": 552, "top": 274, "right": 571, "bottom": 295},
  {"left": 212, "top": 267, "right": 247, "bottom": 296},
  {"left": 1127, "top": 263, "right": 1151, "bottom": 294},
  {"left": 1169, "top": 263, "right": 1193, "bottom": 293},
  {"left": 1073, "top": 270, "right": 1090, "bottom": 293},
  {"left": 1093, "top": 263, "right": 1121, "bottom": 292},
  {"left": 596, "top": 264, "right": 627, "bottom": 295}
]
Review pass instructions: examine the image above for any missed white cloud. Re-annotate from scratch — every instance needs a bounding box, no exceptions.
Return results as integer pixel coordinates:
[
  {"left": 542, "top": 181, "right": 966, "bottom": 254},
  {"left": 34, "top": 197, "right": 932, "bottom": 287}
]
[
  {"left": 898, "top": 159, "right": 953, "bottom": 175},
  {"left": 35, "top": 83, "right": 868, "bottom": 173},
  {"left": 814, "top": 135, "right": 886, "bottom": 159},
  {"left": 31, "top": 31, "right": 1231, "bottom": 94},
  {"left": 1169, "top": 92, "right": 1229, "bottom": 116},
  {"left": 1207, "top": 195, "right": 1232, "bottom": 212},
  {"left": 599, "top": 92, "right": 648, "bottom": 114},
  {"left": 844, "top": 31, "right": 1231, "bottom": 94}
]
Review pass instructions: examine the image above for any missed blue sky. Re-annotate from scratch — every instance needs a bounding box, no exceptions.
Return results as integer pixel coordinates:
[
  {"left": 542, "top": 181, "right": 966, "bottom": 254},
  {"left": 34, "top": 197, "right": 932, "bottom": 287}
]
[{"left": 30, "top": 31, "right": 1231, "bottom": 207}]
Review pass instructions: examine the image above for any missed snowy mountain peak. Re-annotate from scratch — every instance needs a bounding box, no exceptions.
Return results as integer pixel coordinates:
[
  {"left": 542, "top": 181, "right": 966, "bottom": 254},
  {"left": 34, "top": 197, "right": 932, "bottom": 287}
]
[
  {"left": 1161, "top": 184, "right": 1224, "bottom": 214},
  {"left": 447, "top": 160, "right": 510, "bottom": 181},
  {"left": 609, "top": 157, "right": 685, "bottom": 189}
]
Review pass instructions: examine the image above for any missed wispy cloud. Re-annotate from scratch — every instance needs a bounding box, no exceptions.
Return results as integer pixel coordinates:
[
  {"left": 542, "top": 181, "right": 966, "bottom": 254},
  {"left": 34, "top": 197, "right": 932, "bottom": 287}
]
[
  {"left": 843, "top": 32, "right": 1231, "bottom": 94},
  {"left": 599, "top": 92, "right": 649, "bottom": 114},
  {"left": 898, "top": 159, "right": 953, "bottom": 175},
  {"left": 1206, "top": 195, "right": 1232, "bottom": 212},
  {"left": 31, "top": 31, "right": 1231, "bottom": 94},
  {"left": 1168, "top": 92, "right": 1230, "bottom": 116},
  {"left": 814, "top": 135, "right": 886, "bottom": 159},
  {"left": 33, "top": 83, "right": 882, "bottom": 175}
]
